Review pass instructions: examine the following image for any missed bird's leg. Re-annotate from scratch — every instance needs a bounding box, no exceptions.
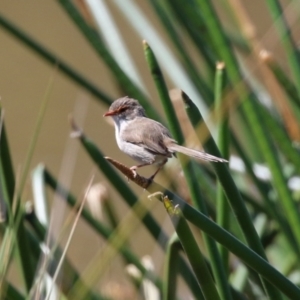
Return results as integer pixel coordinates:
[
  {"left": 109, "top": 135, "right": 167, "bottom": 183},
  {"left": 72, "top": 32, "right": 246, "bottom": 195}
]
[
  {"left": 148, "top": 159, "right": 168, "bottom": 182},
  {"left": 130, "top": 163, "right": 152, "bottom": 178}
]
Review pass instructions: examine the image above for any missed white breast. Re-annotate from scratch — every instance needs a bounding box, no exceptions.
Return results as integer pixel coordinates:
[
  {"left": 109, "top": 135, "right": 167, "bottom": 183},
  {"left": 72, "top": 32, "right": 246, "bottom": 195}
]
[{"left": 112, "top": 117, "right": 157, "bottom": 164}]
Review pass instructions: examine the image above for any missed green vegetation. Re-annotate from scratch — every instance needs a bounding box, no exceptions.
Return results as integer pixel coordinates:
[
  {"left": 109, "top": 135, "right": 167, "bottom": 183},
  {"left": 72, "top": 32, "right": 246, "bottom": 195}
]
[{"left": 1, "top": 0, "right": 300, "bottom": 299}]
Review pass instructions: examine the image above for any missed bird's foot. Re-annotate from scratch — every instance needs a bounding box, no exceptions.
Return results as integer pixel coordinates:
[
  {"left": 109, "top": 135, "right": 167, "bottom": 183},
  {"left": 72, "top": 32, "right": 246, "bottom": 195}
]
[
  {"left": 129, "top": 166, "right": 138, "bottom": 178},
  {"left": 146, "top": 175, "right": 155, "bottom": 185}
]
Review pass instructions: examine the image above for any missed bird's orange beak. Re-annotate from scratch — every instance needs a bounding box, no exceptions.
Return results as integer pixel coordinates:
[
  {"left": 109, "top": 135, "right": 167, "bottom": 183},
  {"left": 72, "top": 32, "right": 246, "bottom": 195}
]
[
  {"left": 103, "top": 108, "right": 121, "bottom": 117},
  {"left": 103, "top": 105, "right": 128, "bottom": 117},
  {"left": 103, "top": 110, "right": 116, "bottom": 117}
]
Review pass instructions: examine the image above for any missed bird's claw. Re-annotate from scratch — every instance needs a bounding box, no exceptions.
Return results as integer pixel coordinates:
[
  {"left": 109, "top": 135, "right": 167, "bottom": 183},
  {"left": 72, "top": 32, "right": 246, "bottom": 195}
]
[{"left": 129, "top": 166, "right": 138, "bottom": 178}]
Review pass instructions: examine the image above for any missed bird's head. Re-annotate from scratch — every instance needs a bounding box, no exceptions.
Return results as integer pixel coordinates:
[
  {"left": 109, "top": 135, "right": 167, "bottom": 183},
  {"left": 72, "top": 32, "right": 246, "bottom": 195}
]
[{"left": 103, "top": 97, "right": 146, "bottom": 121}]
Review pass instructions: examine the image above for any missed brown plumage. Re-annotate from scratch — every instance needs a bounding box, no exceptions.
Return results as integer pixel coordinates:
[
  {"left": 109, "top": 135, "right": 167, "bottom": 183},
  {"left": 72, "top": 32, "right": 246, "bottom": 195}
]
[{"left": 104, "top": 97, "right": 227, "bottom": 180}]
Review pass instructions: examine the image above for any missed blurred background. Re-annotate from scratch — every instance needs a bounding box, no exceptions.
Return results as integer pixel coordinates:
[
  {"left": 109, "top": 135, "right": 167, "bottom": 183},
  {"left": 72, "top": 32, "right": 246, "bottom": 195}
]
[
  {"left": 1, "top": 0, "right": 300, "bottom": 299},
  {"left": 1, "top": 0, "right": 282, "bottom": 180}
]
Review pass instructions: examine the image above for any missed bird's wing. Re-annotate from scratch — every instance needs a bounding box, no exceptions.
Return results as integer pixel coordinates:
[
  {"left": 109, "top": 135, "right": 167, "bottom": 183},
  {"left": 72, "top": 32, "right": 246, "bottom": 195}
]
[{"left": 121, "top": 117, "right": 175, "bottom": 157}]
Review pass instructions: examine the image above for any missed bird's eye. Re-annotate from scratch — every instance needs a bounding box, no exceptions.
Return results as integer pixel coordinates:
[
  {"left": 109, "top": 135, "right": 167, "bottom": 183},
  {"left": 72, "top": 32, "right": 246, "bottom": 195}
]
[{"left": 118, "top": 106, "right": 128, "bottom": 113}]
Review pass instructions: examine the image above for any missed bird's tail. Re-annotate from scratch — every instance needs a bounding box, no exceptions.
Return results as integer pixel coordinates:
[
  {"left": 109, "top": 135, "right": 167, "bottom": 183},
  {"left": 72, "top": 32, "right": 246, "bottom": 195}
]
[{"left": 168, "top": 144, "right": 228, "bottom": 163}]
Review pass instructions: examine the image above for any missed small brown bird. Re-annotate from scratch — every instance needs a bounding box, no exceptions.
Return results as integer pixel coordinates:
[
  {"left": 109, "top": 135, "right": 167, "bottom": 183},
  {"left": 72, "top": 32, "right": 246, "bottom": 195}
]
[{"left": 104, "top": 97, "right": 227, "bottom": 180}]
